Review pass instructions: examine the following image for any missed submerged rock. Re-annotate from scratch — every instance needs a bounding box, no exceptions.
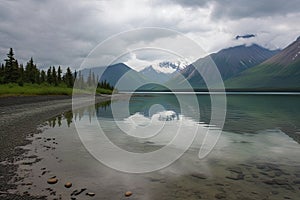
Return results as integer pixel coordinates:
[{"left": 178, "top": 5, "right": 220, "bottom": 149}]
[
  {"left": 125, "top": 191, "right": 132, "bottom": 197},
  {"left": 65, "top": 182, "right": 72, "bottom": 188},
  {"left": 86, "top": 192, "right": 95, "bottom": 197},
  {"left": 47, "top": 178, "right": 58, "bottom": 184}
]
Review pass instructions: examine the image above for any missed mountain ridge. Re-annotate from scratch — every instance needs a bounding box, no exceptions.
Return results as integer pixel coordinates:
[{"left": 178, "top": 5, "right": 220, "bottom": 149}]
[
  {"left": 225, "top": 36, "right": 300, "bottom": 89},
  {"left": 166, "top": 43, "right": 280, "bottom": 89}
]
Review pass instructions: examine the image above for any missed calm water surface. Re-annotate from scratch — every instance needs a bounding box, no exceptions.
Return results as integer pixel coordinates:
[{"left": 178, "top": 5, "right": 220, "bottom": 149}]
[{"left": 14, "top": 94, "right": 300, "bottom": 200}]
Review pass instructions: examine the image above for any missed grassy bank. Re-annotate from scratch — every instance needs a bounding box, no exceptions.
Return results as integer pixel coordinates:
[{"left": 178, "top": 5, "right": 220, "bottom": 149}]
[{"left": 0, "top": 83, "right": 113, "bottom": 96}]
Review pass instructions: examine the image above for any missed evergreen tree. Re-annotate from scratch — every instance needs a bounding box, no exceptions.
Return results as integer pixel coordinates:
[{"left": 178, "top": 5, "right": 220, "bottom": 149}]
[
  {"left": 52, "top": 66, "right": 57, "bottom": 86},
  {"left": 12, "top": 60, "right": 20, "bottom": 83},
  {"left": 64, "top": 67, "right": 73, "bottom": 88},
  {"left": 57, "top": 66, "right": 62, "bottom": 84},
  {"left": 4, "top": 48, "right": 19, "bottom": 83},
  {"left": 40, "top": 70, "right": 46, "bottom": 83},
  {"left": 47, "top": 67, "right": 52, "bottom": 84},
  {"left": 18, "top": 64, "right": 24, "bottom": 86},
  {"left": 25, "top": 57, "right": 38, "bottom": 83},
  {"left": 19, "top": 64, "right": 24, "bottom": 80},
  {"left": 74, "top": 70, "right": 77, "bottom": 81},
  {"left": 35, "top": 69, "right": 40, "bottom": 84},
  {"left": 0, "top": 63, "right": 4, "bottom": 83}
]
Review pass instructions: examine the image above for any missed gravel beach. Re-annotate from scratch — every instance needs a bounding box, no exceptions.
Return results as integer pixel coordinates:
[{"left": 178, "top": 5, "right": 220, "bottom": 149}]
[{"left": 0, "top": 95, "right": 113, "bottom": 200}]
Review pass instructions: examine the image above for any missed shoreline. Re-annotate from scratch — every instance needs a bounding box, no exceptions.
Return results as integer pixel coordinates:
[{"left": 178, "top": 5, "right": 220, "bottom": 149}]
[{"left": 0, "top": 94, "right": 117, "bottom": 200}]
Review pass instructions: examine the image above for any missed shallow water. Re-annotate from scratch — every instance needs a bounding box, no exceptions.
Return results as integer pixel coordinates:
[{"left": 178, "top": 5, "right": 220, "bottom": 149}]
[{"left": 13, "top": 94, "right": 300, "bottom": 199}]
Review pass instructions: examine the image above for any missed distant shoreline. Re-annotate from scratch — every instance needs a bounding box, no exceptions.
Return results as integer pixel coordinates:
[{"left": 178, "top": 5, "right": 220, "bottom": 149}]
[{"left": 120, "top": 90, "right": 300, "bottom": 95}]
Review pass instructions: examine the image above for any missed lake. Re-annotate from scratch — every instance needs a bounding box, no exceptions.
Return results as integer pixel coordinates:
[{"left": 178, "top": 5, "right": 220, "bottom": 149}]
[{"left": 14, "top": 94, "right": 300, "bottom": 199}]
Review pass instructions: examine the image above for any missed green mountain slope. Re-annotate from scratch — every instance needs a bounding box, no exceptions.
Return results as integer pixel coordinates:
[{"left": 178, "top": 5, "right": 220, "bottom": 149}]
[{"left": 226, "top": 36, "right": 300, "bottom": 90}]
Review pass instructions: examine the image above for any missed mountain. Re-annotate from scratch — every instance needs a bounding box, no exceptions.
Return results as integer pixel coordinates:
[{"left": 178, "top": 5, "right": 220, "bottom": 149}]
[
  {"left": 79, "top": 63, "right": 148, "bottom": 91},
  {"left": 167, "top": 44, "right": 280, "bottom": 89},
  {"left": 139, "top": 61, "right": 188, "bottom": 84},
  {"left": 226, "top": 36, "right": 300, "bottom": 89}
]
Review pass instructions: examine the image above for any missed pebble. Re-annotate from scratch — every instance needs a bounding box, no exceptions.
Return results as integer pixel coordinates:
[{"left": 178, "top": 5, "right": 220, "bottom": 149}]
[
  {"left": 47, "top": 178, "right": 58, "bottom": 184},
  {"left": 86, "top": 192, "right": 95, "bottom": 197},
  {"left": 125, "top": 191, "right": 132, "bottom": 197},
  {"left": 65, "top": 182, "right": 72, "bottom": 188}
]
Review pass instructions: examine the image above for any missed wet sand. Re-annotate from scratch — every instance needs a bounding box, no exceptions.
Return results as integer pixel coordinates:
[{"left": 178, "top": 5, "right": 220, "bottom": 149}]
[{"left": 0, "top": 95, "right": 114, "bottom": 200}]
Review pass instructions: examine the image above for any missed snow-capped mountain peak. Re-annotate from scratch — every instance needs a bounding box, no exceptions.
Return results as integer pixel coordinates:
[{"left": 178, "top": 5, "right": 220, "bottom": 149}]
[
  {"left": 148, "top": 60, "right": 189, "bottom": 74},
  {"left": 139, "top": 60, "right": 190, "bottom": 84}
]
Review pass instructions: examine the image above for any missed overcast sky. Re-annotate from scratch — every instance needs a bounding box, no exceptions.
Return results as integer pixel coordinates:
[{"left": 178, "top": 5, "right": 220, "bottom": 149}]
[{"left": 0, "top": 0, "right": 299, "bottom": 71}]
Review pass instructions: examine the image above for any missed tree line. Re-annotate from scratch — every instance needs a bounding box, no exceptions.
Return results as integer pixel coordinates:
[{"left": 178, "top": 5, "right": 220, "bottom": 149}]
[{"left": 0, "top": 48, "right": 114, "bottom": 90}]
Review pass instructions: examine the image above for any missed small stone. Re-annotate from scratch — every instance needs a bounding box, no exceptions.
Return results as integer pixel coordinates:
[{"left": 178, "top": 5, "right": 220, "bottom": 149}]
[
  {"left": 65, "top": 182, "right": 72, "bottom": 188},
  {"left": 125, "top": 191, "right": 132, "bottom": 197},
  {"left": 47, "top": 178, "right": 58, "bottom": 184},
  {"left": 86, "top": 192, "right": 95, "bottom": 197}
]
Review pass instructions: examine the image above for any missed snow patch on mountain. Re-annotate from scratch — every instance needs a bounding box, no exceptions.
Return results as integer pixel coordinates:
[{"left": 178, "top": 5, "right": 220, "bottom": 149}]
[
  {"left": 146, "top": 59, "right": 189, "bottom": 74},
  {"left": 139, "top": 59, "right": 190, "bottom": 84}
]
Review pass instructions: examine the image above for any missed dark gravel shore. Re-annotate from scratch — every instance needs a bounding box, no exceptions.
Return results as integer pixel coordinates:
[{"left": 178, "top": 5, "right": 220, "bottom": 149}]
[{"left": 0, "top": 95, "right": 113, "bottom": 200}]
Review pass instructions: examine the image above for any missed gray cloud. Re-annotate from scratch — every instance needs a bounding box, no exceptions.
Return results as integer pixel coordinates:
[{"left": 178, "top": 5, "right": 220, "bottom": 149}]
[
  {"left": 210, "top": 0, "right": 300, "bottom": 19},
  {"left": 0, "top": 0, "right": 299, "bottom": 71},
  {"left": 167, "top": 0, "right": 209, "bottom": 8},
  {"left": 169, "top": 0, "right": 300, "bottom": 19}
]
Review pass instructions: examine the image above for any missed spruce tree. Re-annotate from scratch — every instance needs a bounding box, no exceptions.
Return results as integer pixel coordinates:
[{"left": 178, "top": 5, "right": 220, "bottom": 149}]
[
  {"left": 64, "top": 67, "right": 73, "bottom": 88},
  {"left": 18, "top": 64, "right": 24, "bottom": 86},
  {"left": 52, "top": 66, "right": 57, "bottom": 86},
  {"left": 35, "top": 69, "right": 40, "bottom": 84},
  {"left": 0, "top": 63, "right": 4, "bottom": 83},
  {"left": 57, "top": 66, "right": 62, "bottom": 84},
  {"left": 40, "top": 70, "right": 46, "bottom": 83},
  {"left": 4, "top": 48, "right": 19, "bottom": 83},
  {"left": 47, "top": 67, "right": 52, "bottom": 84},
  {"left": 25, "top": 57, "right": 37, "bottom": 83}
]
